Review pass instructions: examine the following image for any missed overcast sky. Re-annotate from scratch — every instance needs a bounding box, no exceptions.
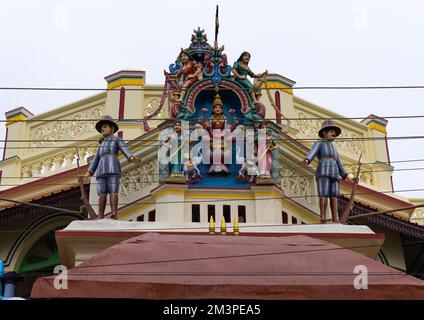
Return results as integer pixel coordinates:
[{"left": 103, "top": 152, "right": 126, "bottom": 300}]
[{"left": 1, "top": 0, "right": 424, "bottom": 198}]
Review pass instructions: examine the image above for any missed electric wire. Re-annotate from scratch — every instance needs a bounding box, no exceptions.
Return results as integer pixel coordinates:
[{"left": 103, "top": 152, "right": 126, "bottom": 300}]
[
  {"left": 1, "top": 188, "right": 423, "bottom": 209},
  {"left": 2, "top": 114, "right": 424, "bottom": 122},
  {"left": 2, "top": 84, "right": 424, "bottom": 92},
  {"left": 1, "top": 157, "right": 423, "bottom": 181},
  {"left": 2, "top": 134, "right": 424, "bottom": 151},
  {"left": 1, "top": 164, "right": 424, "bottom": 187}
]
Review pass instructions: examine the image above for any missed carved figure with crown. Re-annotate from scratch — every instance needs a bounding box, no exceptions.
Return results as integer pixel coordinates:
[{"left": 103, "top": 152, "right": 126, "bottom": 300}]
[{"left": 198, "top": 93, "right": 238, "bottom": 174}]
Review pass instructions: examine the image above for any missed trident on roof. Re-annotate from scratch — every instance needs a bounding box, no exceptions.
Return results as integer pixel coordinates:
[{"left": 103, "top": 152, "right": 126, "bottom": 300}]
[{"left": 214, "top": 5, "right": 219, "bottom": 45}]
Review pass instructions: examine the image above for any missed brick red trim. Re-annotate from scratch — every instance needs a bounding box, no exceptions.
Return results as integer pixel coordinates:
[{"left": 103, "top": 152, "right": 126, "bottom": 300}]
[
  {"left": 118, "top": 87, "right": 125, "bottom": 120},
  {"left": 275, "top": 90, "right": 281, "bottom": 125},
  {"left": 384, "top": 135, "right": 395, "bottom": 192},
  {"left": 2, "top": 127, "right": 8, "bottom": 160},
  {"left": 56, "top": 230, "right": 384, "bottom": 240}
]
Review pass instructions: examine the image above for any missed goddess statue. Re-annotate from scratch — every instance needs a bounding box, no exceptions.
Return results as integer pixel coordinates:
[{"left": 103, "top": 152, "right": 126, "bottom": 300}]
[
  {"left": 199, "top": 93, "right": 238, "bottom": 174},
  {"left": 232, "top": 51, "right": 265, "bottom": 104},
  {"left": 170, "top": 50, "right": 203, "bottom": 103}
]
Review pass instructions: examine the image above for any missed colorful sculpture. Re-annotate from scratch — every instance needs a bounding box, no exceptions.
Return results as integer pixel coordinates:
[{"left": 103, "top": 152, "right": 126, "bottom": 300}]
[
  {"left": 237, "top": 157, "right": 260, "bottom": 184},
  {"left": 301, "top": 120, "right": 354, "bottom": 224},
  {"left": 199, "top": 93, "right": 238, "bottom": 173},
  {"left": 163, "top": 120, "right": 185, "bottom": 177},
  {"left": 182, "top": 153, "right": 203, "bottom": 184},
  {"left": 171, "top": 50, "right": 203, "bottom": 103},
  {"left": 87, "top": 115, "right": 140, "bottom": 219},
  {"left": 257, "top": 122, "right": 278, "bottom": 178},
  {"left": 232, "top": 51, "right": 265, "bottom": 104}
]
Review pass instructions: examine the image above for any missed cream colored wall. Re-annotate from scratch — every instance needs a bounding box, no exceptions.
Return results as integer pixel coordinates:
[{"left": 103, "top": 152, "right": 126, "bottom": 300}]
[
  {"left": 292, "top": 96, "right": 393, "bottom": 192},
  {"left": 0, "top": 157, "right": 22, "bottom": 189},
  {"left": 155, "top": 192, "right": 185, "bottom": 222},
  {"left": 116, "top": 182, "right": 311, "bottom": 226},
  {"left": 113, "top": 84, "right": 144, "bottom": 140},
  {"left": 0, "top": 93, "right": 107, "bottom": 191},
  {"left": 3, "top": 121, "right": 28, "bottom": 160},
  {"left": 409, "top": 198, "right": 424, "bottom": 226},
  {"left": 260, "top": 87, "right": 297, "bottom": 128}
]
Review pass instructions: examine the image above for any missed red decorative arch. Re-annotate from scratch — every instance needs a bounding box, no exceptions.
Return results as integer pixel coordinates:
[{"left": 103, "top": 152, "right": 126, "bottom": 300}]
[{"left": 185, "top": 79, "right": 251, "bottom": 114}]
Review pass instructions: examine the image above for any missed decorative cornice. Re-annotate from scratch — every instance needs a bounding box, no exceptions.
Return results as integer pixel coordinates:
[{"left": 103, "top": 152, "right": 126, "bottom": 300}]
[
  {"left": 107, "top": 79, "right": 145, "bottom": 90},
  {"left": 361, "top": 114, "right": 388, "bottom": 134},
  {"left": 367, "top": 122, "right": 387, "bottom": 134},
  {"left": 259, "top": 82, "right": 293, "bottom": 95},
  {"left": 104, "top": 70, "right": 146, "bottom": 89},
  {"left": 265, "top": 73, "right": 296, "bottom": 87},
  {"left": 257, "top": 73, "right": 296, "bottom": 95},
  {"left": 5, "top": 106, "right": 33, "bottom": 119},
  {"left": 0, "top": 186, "right": 85, "bottom": 224},
  {"left": 5, "top": 107, "right": 33, "bottom": 125}
]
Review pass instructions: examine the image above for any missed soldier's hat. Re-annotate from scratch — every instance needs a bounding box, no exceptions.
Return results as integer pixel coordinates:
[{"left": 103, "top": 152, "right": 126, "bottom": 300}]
[
  {"left": 318, "top": 119, "right": 341, "bottom": 138},
  {"left": 95, "top": 115, "right": 119, "bottom": 133}
]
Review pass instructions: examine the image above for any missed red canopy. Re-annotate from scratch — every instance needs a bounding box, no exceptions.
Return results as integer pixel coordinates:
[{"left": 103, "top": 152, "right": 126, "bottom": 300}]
[{"left": 31, "top": 233, "right": 424, "bottom": 299}]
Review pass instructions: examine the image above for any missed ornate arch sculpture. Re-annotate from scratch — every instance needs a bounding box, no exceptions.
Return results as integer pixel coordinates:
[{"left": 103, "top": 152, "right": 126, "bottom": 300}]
[{"left": 185, "top": 79, "right": 251, "bottom": 116}]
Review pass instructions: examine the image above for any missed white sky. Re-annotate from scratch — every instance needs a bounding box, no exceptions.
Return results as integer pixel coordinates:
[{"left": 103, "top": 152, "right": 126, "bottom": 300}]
[{"left": 1, "top": 0, "right": 424, "bottom": 198}]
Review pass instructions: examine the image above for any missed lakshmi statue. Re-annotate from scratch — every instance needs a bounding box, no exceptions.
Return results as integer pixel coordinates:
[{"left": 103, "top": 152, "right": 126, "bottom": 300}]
[
  {"left": 199, "top": 93, "right": 238, "bottom": 174},
  {"left": 256, "top": 122, "right": 278, "bottom": 178},
  {"left": 170, "top": 50, "right": 203, "bottom": 103},
  {"left": 232, "top": 51, "right": 265, "bottom": 104}
]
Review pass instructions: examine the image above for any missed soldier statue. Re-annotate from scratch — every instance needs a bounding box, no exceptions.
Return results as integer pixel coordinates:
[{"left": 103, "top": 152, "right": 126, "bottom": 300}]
[
  {"left": 87, "top": 115, "right": 140, "bottom": 219},
  {"left": 301, "top": 119, "right": 354, "bottom": 224}
]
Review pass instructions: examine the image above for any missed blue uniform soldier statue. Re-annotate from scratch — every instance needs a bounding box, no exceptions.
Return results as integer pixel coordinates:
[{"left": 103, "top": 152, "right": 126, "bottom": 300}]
[
  {"left": 301, "top": 119, "right": 354, "bottom": 224},
  {"left": 87, "top": 115, "right": 140, "bottom": 219}
]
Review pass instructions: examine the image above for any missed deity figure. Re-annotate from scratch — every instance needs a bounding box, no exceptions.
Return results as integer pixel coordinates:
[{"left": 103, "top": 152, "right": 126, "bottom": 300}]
[
  {"left": 170, "top": 50, "right": 203, "bottom": 103},
  {"left": 199, "top": 93, "right": 238, "bottom": 173},
  {"left": 232, "top": 51, "right": 265, "bottom": 104},
  {"left": 301, "top": 120, "right": 354, "bottom": 224},
  {"left": 87, "top": 115, "right": 140, "bottom": 219},
  {"left": 256, "top": 122, "right": 278, "bottom": 178},
  {"left": 163, "top": 120, "right": 185, "bottom": 177}
]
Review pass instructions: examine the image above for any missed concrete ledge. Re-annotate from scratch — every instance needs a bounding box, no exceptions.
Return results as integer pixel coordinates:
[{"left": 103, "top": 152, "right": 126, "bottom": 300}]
[{"left": 63, "top": 220, "right": 377, "bottom": 234}]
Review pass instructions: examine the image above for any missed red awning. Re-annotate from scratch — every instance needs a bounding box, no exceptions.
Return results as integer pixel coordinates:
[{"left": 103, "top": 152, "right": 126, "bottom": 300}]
[{"left": 31, "top": 233, "right": 424, "bottom": 299}]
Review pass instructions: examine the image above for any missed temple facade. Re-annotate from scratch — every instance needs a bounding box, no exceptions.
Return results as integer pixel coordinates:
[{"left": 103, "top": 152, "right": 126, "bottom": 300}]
[{"left": 1, "top": 27, "right": 424, "bottom": 296}]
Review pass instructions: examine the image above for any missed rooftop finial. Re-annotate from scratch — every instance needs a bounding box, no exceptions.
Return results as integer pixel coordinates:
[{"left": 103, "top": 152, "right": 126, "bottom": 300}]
[{"left": 214, "top": 5, "right": 219, "bottom": 46}]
